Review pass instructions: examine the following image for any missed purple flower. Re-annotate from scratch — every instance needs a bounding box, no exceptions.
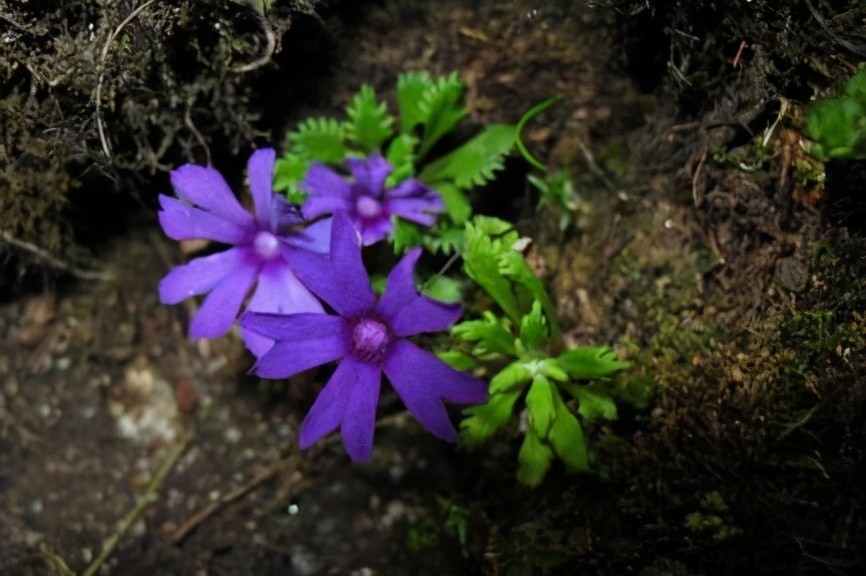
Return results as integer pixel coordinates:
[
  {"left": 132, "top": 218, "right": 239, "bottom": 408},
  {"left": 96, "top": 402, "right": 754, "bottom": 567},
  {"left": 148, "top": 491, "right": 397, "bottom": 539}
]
[
  {"left": 239, "top": 213, "right": 488, "bottom": 462},
  {"left": 158, "top": 148, "right": 330, "bottom": 355},
  {"left": 300, "top": 153, "right": 444, "bottom": 246}
]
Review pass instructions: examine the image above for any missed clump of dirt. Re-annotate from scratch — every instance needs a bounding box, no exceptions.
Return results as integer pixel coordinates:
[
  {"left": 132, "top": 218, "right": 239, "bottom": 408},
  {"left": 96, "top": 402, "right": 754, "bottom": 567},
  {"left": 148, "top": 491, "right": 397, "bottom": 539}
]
[{"left": 0, "top": 0, "right": 317, "bottom": 294}]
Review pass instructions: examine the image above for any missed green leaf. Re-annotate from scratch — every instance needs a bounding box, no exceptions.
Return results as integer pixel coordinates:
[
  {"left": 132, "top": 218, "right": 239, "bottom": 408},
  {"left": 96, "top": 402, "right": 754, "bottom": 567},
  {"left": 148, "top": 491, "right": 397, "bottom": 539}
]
[
  {"left": 525, "top": 375, "right": 555, "bottom": 437},
  {"left": 273, "top": 153, "right": 311, "bottom": 203},
  {"left": 287, "top": 117, "right": 347, "bottom": 164},
  {"left": 397, "top": 72, "right": 433, "bottom": 133},
  {"left": 421, "top": 275, "right": 463, "bottom": 303},
  {"left": 392, "top": 218, "right": 424, "bottom": 253},
  {"left": 572, "top": 386, "right": 618, "bottom": 421},
  {"left": 436, "top": 350, "right": 478, "bottom": 372},
  {"left": 346, "top": 84, "right": 395, "bottom": 153},
  {"left": 423, "top": 223, "right": 464, "bottom": 255},
  {"left": 460, "top": 389, "right": 520, "bottom": 446},
  {"left": 519, "top": 301, "right": 548, "bottom": 353},
  {"left": 417, "top": 72, "right": 467, "bottom": 157},
  {"left": 489, "top": 360, "right": 533, "bottom": 394},
  {"left": 462, "top": 217, "right": 522, "bottom": 322},
  {"left": 499, "top": 250, "right": 559, "bottom": 338},
  {"left": 556, "top": 346, "right": 630, "bottom": 380},
  {"left": 385, "top": 133, "right": 418, "bottom": 186},
  {"left": 419, "top": 124, "right": 515, "bottom": 189},
  {"left": 549, "top": 390, "right": 589, "bottom": 472},
  {"left": 517, "top": 427, "right": 554, "bottom": 487},
  {"left": 432, "top": 182, "right": 472, "bottom": 224},
  {"left": 452, "top": 312, "right": 516, "bottom": 357}
]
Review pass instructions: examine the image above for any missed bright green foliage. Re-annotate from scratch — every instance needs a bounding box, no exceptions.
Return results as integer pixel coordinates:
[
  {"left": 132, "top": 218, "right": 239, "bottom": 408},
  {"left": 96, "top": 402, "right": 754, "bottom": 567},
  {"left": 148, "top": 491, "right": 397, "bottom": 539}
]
[
  {"left": 806, "top": 66, "right": 866, "bottom": 159},
  {"left": 420, "top": 124, "right": 515, "bottom": 189},
  {"left": 454, "top": 218, "right": 630, "bottom": 485},
  {"left": 277, "top": 72, "right": 519, "bottom": 256},
  {"left": 414, "top": 72, "right": 467, "bottom": 157},
  {"left": 346, "top": 84, "right": 395, "bottom": 153},
  {"left": 287, "top": 117, "right": 347, "bottom": 164}
]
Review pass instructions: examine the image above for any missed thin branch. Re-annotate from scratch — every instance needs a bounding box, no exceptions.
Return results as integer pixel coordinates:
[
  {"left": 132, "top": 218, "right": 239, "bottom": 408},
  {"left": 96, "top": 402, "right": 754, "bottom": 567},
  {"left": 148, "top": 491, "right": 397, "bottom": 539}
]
[
  {"left": 82, "top": 437, "right": 189, "bottom": 576},
  {"left": 0, "top": 230, "right": 113, "bottom": 281},
  {"left": 171, "top": 412, "right": 410, "bottom": 545},
  {"left": 95, "top": 0, "right": 159, "bottom": 161}
]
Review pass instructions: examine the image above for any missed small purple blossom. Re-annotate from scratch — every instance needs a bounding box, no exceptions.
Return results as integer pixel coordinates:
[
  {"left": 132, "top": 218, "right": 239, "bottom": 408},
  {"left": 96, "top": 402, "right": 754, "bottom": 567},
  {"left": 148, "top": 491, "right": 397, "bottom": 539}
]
[
  {"left": 300, "top": 153, "right": 444, "bottom": 246},
  {"left": 158, "top": 148, "right": 331, "bottom": 355},
  {"left": 240, "top": 212, "right": 488, "bottom": 462}
]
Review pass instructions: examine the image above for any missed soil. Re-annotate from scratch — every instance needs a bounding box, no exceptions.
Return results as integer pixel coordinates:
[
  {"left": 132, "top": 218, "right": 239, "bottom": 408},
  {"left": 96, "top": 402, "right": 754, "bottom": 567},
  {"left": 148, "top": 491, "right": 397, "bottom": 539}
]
[{"left": 2, "top": 1, "right": 864, "bottom": 575}]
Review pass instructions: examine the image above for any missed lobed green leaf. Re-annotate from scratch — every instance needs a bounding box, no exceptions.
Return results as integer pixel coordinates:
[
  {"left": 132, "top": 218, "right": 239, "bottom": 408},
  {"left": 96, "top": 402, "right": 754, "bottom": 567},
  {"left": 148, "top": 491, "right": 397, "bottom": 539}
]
[
  {"left": 419, "top": 124, "right": 515, "bottom": 189},
  {"left": 460, "top": 389, "right": 521, "bottom": 447},
  {"left": 517, "top": 427, "right": 554, "bottom": 487},
  {"left": 556, "top": 346, "right": 630, "bottom": 380},
  {"left": 346, "top": 84, "right": 395, "bottom": 153}
]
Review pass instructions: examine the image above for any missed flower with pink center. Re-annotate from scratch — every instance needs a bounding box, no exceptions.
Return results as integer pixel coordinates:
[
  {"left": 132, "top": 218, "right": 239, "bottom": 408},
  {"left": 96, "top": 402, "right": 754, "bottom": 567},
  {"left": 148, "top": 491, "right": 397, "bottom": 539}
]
[
  {"left": 300, "top": 153, "right": 444, "bottom": 246},
  {"left": 239, "top": 212, "right": 488, "bottom": 462},
  {"left": 157, "top": 148, "right": 330, "bottom": 355}
]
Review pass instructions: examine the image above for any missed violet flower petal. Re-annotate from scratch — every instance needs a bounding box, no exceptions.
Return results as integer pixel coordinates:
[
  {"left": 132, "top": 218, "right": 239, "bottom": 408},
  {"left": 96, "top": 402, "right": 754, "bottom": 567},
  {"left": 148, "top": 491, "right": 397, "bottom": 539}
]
[
  {"left": 240, "top": 312, "right": 345, "bottom": 343},
  {"left": 384, "top": 340, "right": 488, "bottom": 441},
  {"left": 383, "top": 196, "right": 442, "bottom": 227},
  {"left": 282, "top": 217, "right": 332, "bottom": 253},
  {"left": 300, "top": 163, "right": 353, "bottom": 220},
  {"left": 170, "top": 164, "right": 254, "bottom": 227},
  {"left": 346, "top": 154, "right": 391, "bottom": 195},
  {"left": 302, "top": 195, "right": 352, "bottom": 221},
  {"left": 250, "top": 325, "right": 349, "bottom": 379},
  {"left": 340, "top": 358, "right": 382, "bottom": 463},
  {"left": 189, "top": 262, "right": 258, "bottom": 338},
  {"left": 385, "top": 178, "right": 431, "bottom": 198},
  {"left": 247, "top": 148, "right": 277, "bottom": 229},
  {"left": 298, "top": 354, "right": 366, "bottom": 450},
  {"left": 359, "top": 215, "right": 393, "bottom": 246},
  {"left": 158, "top": 247, "right": 251, "bottom": 304},
  {"left": 158, "top": 195, "right": 251, "bottom": 244},
  {"left": 376, "top": 248, "right": 463, "bottom": 337},
  {"left": 241, "top": 263, "right": 326, "bottom": 357},
  {"left": 290, "top": 212, "right": 376, "bottom": 317}
]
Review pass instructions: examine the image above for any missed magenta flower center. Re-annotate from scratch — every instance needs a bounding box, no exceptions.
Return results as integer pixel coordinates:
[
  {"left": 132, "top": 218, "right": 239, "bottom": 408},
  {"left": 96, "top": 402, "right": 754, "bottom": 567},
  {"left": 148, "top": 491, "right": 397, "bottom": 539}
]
[
  {"left": 351, "top": 317, "right": 391, "bottom": 363},
  {"left": 253, "top": 230, "right": 280, "bottom": 259},
  {"left": 355, "top": 196, "right": 382, "bottom": 219}
]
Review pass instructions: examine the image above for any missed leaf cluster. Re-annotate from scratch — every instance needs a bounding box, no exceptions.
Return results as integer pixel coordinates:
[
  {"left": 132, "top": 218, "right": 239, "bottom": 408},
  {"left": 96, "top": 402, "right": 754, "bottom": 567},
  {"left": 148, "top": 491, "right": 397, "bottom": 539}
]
[
  {"left": 273, "top": 72, "right": 518, "bottom": 253},
  {"left": 445, "top": 216, "right": 630, "bottom": 486},
  {"left": 806, "top": 66, "right": 866, "bottom": 160}
]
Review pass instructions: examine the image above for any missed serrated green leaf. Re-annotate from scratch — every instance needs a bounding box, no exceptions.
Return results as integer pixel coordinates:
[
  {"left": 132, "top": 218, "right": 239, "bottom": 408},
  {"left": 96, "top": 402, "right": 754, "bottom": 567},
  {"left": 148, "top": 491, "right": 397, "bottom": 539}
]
[
  {"left": 556, "top": 346, "right": 630, "bottom": 380},
  {"left": 287, "top": 117, "right": 347, "bottom": 164},
  {"left": 519, "top": 301, "right": 548, "bottom": 352},
  {"left": 489, "top": 360, "right": 533, "bottom": 394},
  {"left": 385, "top": 133, "right": 418, "bottom": 186},
  {"left": 417, "top": 72, "right": 467, "bottom": 157},
  {"left": 273, "top": 154, "right": 311, "bottom": 203},
  {"left": 392, "top": 218, "right": 424, "bottom": 253},
  {"left": 422, "top": 224, "right": 463, "bottom": 255},
  {"left": 517, "top": 426, "right": 554, "bottom": 487},
  {"left": 436, "top": 349, "right": 478, "bottom": 371},
  {"left": 421, "top": 275, "right": 463, "bottom": 303},
  {"left": 432, "top": 182, "right": 472, "bottom": 224},
  {"left": 419, "top": 124, "right": 515, "bottom": 189},
  {"left": 462, "top": 217, "right": 521, "bottom": 322},
  {"left": 573, "top": 386, "right": 618, "bottom": 421},
  {"left": 397, "top": 71, "right": 433, "bottom": 133},
  {"left": 346, "top": 84, "right": 395, "bottom": 153},
  {"left": 549, "top": 390, "right": 589, "bottom": 472},
  {"left": 526, "top": 375, "right": 555, "bottom": 437},
  {"left": 499, "top": 250, "right": 559, "bottom": 338},
  {"left": 460, "top": 389, "right": 520, "bottom": 447},
  {"left": 452, "top": 312, "right": 516, "bottom": 357}
]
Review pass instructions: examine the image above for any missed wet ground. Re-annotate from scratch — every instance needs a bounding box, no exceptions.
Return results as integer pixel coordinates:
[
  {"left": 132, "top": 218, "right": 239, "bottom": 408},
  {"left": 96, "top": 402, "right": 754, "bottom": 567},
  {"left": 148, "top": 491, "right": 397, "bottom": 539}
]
[{"left": 1, "top": 1, "right": 864, "bottom": 575}]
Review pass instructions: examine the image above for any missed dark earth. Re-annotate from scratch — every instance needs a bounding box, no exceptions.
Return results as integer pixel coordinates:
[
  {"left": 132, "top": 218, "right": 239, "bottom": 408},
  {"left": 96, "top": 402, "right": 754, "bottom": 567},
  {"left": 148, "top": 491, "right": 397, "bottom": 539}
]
[{"left": 1, "top": 1, "right": 865, "bottom": 575}]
